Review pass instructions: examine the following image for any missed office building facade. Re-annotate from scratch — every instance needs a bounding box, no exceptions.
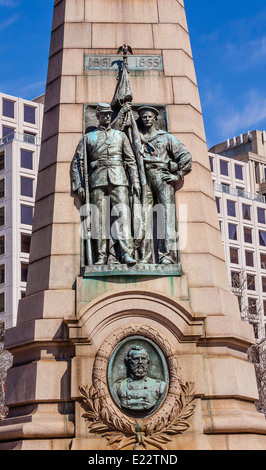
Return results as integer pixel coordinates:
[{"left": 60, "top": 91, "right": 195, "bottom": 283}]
[
  {"left": 0, "top": 92, "right": 43, "bottom": 328},
  {"left": 209, "top": 130, "right": 266, "bottom": 339}
]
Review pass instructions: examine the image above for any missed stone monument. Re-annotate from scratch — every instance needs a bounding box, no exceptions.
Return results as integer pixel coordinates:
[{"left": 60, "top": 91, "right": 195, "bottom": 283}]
[{"left": 0, "top": 0, "right": 266, "bottom": 450}]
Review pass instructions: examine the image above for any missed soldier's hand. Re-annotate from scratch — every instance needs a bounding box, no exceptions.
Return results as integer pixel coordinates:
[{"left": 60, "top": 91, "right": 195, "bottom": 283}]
[
  {"left": 77, "top": 187, "right": 86, "bottom": 201},
  {"left": 121, "top": 102, "right": 132, "bottom": 114},
  {"left": 161, "top": 172, "right": 180, "bottom": 184},
  {"left": 132, "top": 184, "right": 141, "bottom": 198}
]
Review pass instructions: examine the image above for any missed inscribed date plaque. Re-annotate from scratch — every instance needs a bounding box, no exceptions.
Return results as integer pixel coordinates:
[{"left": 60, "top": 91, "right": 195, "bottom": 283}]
[{"left": 84, "top": 54, "right": 163, "bottom": 72}]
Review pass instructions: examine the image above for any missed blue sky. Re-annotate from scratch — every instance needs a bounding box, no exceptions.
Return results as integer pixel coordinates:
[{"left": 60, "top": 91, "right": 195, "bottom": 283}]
[{"left": 0, "top": 0, "right": 265, "bottom": 148}]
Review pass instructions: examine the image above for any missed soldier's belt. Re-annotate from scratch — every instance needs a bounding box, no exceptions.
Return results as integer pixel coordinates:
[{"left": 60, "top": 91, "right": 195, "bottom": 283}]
[
  {"left": 97, "top": 161, "right": 124, "bottom": 168},
  {"left": 144, "top": 161, "right": 168, "bottom": 170}
]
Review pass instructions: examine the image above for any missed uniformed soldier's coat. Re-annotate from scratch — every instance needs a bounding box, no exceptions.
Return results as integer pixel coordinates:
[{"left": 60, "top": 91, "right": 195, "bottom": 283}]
[{"left": 72, "top": 126, "right": 139, "bottom": 191}]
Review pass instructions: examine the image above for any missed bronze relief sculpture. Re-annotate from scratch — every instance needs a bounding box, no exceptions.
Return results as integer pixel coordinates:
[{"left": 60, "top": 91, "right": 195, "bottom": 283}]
[
  {"left": 79, "top": 327, "right": 196, "bottom": 450},
  {"left": 71, "top": 46, "right": 192, "bottom": 270}
]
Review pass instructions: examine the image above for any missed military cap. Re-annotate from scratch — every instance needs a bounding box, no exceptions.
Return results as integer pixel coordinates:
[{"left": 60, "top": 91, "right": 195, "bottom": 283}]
[
  {"left": 96, "top": 103, "right": 113, "bottom": 114},
  {"left": 137, "top": 106, "right": 159, "bottom": 117}
]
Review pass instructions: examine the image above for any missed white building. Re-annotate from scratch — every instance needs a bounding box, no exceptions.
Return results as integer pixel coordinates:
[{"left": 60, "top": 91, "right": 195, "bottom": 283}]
[
  {"left": 0, "top": 92, "right": 44, "bottom": 328},
  {"left": 209, "top": 130, "right": 266, "bottom": 339}
]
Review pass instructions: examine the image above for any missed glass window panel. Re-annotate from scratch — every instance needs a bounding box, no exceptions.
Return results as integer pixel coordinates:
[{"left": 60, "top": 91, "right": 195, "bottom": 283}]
[
  {"left": 21, "top": 205, "right": 33, "bottom": 225},
  {"left": 262, "top": 277, "right": 266, "bottom": 293},
  {"left": 0, "top": 264, "right": 4, "bottom": 284},
  {"left": 0, "top": 236, "right": 4, "bottom": 255},
  {"left": 259, "top": 231, "right": 266, "bottom": 246},
  {"left": 20, "top": 177, "right": 33, "bottom": 198},
  {"left": 247, "top": 274, "right": 255, "bottom": 290},
  {"left": 23, "top": 132, "right": 36, "bottom": 144},
  {"left": 248, "top": 297, "right": 257, "bottom": 315},
  {"left": 221, "top": 183, "right": 230, "bottom": 193},
  {"left": 215, "top": 197, "right": 220, "bottom": 213},
  {"left": 231, "top": 271, "right": 240, "bottom": 288},
  {"left": 235, "top": 164, "right": 243, "bottom": 180},
  {"left": 21, "top": 149, "right": 33, "bottom": 170},
  {"left": 228, "top": 223, "right": 237, "bottom": 240},
  {"left": 230, "top": 247, "right": 238, "bottom": 264},
  {"left": 0, "top": 292, "right": 4, "bottom": 312},
  {"left": 2, "top": 99, "right": 14, "bottom": 118},
  {"left": 2, "top": 125, "right": 14, "bottom": 140},
  {"left": 0, "top": 179, "right": 4, "bottom": 199},
  {"left": 244, "top": 227, "right": 252, "bottom": 244},
  {"left": 24, "top": 105, "right": 35, "bottom": 124},
  {"left": 245, "top": 250, "right": 254, "bottom": 267},
  {"left": 209, "top": 157, "right": 214, "bottom": 172},
  {"left": 257, "top": 207, "right": 265, "bottom": 224},
  {"left": 21, "top": 234, "right": 31, "bottom": 253},
  {"left": 21, "top": 263, "right": 28, "bottom": 282},
  {"left": 227, "top": 200, "right": 236, "bottom": 217},
  {"left": 220, "top": 160, "right": 228, "bottom": 176},
  {"left": 0, "top": 151, "right": 4, "bottom": 171},
  {"left": 0, "top": 207, "right": 4, "bottom": 226},
  {"left": 261, "top": 253, "right": 266, "bottom": 269},
  {"left": 242, "top": 204, "right": 251, "bottom": 220}
]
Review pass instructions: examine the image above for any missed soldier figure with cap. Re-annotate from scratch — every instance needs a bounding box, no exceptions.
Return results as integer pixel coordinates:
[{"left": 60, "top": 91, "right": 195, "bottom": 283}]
[
  {"left": 136, "top": 105, "right": 192, "bottom": 264},
  {"left": 72, "top": 103, "right": 140, "bottom": 266}
]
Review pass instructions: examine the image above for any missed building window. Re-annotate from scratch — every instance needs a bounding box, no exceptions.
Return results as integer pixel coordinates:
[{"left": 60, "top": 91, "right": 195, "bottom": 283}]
[
  {"left": 2, "top": 99, "right": 14, "bottom": 119},
  {"left": 221, "top": 183, "right": 230, "bottom": 193},
  {"left": 247, "top": 274, "right": 255, "bottom": 291},
  {"left": 235, "top": 164, "right": 243, "bottom": 180},
  {"left": 244, "top": 227, "right": 252, "bottom": 244},
  {"left": 259, "top": 230, "right": 266, "bottom": 246},
  {"left": 227, "top": 200, "right": 236, "bottom": 217},
  {"left": 261, "top": 253, "right": 266, "bottom": 269},
  {"left": 257, "top": 207, "right": 266, "bottom": 224},
  {"left": 21, "top": 234, "right": 31, "bottom": 253},
  {"left": 0, "top": 207, "right": 4, "bottom": 226},
  {"left": 248, "top": 297, "right": 257, "bottom": 316},
  {"left": 21, "top": 149, "right": 33, "bottom": 170},
  {"left": 21, "top": 291, "right": 26, "bottom": 299},
  {"left": 0, "top": 179, "right": 4, "bottom": 199},
  {"left": 262, "top": 277, "right": 266, "bottom": 293},
  {"left": 215, "top": 197, "right": 220, "bottom": 213},
  {"left": 231, "top": 271, "right": 240, "bottom": 288},
  {"left": 255, "top": 162, "right": 260, "bottom": 184},
  {"left": 220, "top": 160, "right": 228, "bottom": 176},
  {"left": 0, "top": 152, "right": 4, "bottom": 171},
  {"left": 21, "top": 205, "right": 33, "bottom": 225},
  {"left": 23, "top": 131, "right": 36, "bottom": 144},
  {"left": 21, "top": 263, "right": 28, "bottom": 283},
  {"left": 253, "top": 324, "right": 259, "bottom": 339},
  {"left": 228, "top": 223, "right": 237, "bottom": 240},
  {"left": 209, "top": 157, "right": 214, "bottom": 172},
  {"left": 230, "top": 247, "right": 239, "bottom": 264},
  {"left": 24, "top": 105, "right": 35, "bottom": 124},
  {"left": 20, "top": 177, "right": 33, "bottom": 198},
  {"left": 245, "top": 250, "right": 254, "bottom": 267},
  {"left": 0, "top": 292, "right": 4, "bottom": 312},
  {"left": 2, "top": 125, "right": 15, "bottom": 141},
  {"left": 0, "top": 265, "right": 4, "bottom": 284},
  {"left": 242, "top": 204, "right": 251, "bottom": 220},
  {"left": 0, "top": 236, "right": 4, "bottom": 255}
]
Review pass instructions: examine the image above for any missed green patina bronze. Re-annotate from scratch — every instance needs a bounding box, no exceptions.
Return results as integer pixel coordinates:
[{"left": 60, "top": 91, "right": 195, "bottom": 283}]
[{"left": 107, "top": 336, "right": 168, "bottom": 417}]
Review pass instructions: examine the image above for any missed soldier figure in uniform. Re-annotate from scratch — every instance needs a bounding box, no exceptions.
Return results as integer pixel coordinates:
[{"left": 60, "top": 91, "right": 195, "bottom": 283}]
[
  {"left": 113, "top": 346, "right": 166, "bottom": 412},
  {"left": 72, "top": 103, "right": 140, "bottom": 265},
  {"left": 137, "top": 106, "right": 192, "bottom": 264}
]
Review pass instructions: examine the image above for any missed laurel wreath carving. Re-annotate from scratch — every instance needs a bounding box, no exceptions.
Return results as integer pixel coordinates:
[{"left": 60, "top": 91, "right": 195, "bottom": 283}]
[
  {"left": 79, "top": 380, "right": 195, "bottom": 450},
  {"left": 79, "top": 326, "right": 196, "bottom": 450}
]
